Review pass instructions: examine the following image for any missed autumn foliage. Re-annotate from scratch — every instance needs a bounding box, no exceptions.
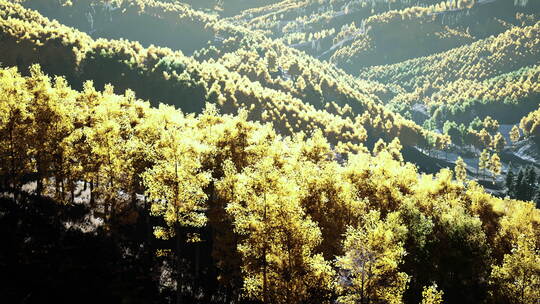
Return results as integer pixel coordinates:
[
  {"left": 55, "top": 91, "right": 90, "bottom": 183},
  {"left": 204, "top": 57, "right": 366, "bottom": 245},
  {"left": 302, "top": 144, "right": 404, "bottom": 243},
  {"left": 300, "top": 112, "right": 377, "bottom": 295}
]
[{"left": 1, "top": 66, "right": 539, "bottom": 303}]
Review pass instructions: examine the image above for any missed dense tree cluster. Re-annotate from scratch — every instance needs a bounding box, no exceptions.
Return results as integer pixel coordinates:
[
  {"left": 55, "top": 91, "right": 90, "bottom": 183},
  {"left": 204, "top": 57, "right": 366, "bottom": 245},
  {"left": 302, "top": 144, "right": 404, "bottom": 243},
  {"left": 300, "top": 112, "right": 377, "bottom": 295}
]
[
  {"left": 218, "top": 0, "right": 540, "bottom": 170},
  {"left": 16, "top": 0, "right": 397, "bottom": 107},
  {"left": 362, "top": 20, "right": 540, "bottom": 91},
  {"left": 505, "top": 164, "right": 540, "bottom": 205},
  {"left": 1, "top": 66, "right": 539, "bottom": 303},
  {"left": 2, "top": 1, "right": 540, "bottom": 303},
  {"left": 225, "top": 0, "right": 536, "bottom": 74},
  {"left": 520, "top": 104, "right": 540, "bottom": 139},
  {"left": 331, "top": 1, "right": 479, "bottom": 71},
  {"left": 1, "top": 0, "right": 446, "bottom": 152},
  {"left": 228, "top": 0, "right": 483, "bottom": 61},
  {"left": 0, "top": 1, "right": 357, "bottom": 150},
  {"left": 15, "top": 0, "right": 217, "bottom": 54},
  {"left": 360, "top": 17, "right": 540, "bottom": 141},
  {"left": 427, "top": 65, "right": 540, "bottom": 124},
  {"left": 222, "top": 0, "right": 540, "bottom": 152},
  {"left": 5, "top": 0, "right": 538, "bottom": 194}
]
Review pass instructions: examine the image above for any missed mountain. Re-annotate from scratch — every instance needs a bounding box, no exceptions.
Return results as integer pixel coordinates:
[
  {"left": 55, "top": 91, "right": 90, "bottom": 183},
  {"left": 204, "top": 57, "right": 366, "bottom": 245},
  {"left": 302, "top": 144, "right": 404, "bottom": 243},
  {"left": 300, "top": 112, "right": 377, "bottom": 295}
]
[
  {"left": 3, "top": 0, "right": 442, "bottom": 151},
  {"left": 1, "top": 1, "right": 539, "bottom": 303}
]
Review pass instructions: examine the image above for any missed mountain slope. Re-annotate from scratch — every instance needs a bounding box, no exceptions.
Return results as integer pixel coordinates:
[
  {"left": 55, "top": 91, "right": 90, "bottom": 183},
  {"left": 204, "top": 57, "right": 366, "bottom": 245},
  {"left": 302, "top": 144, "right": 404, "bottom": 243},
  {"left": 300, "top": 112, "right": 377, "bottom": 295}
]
[{"left": 2, "top": 0, "right": 442, "bottom": 150}]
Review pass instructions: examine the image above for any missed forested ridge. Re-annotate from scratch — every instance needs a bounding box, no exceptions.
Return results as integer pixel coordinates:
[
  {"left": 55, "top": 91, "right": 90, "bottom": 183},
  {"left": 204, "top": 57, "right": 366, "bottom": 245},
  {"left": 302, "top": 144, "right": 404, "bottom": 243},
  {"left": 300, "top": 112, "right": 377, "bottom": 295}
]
[
  {"left": 221, "top": 0, "right": 540, "bottom": 164},
  {"left": 1, "top": 66, "right": 539, "bottom": 303},
  {"left": 1, "top": 0, "right": 540, "bottom": 303},
  {"left": 0, "top": 0, "right": 446, "bottom": 152},
  {"left": 361, "top": 21, "right": 540, "bottom": 91}
]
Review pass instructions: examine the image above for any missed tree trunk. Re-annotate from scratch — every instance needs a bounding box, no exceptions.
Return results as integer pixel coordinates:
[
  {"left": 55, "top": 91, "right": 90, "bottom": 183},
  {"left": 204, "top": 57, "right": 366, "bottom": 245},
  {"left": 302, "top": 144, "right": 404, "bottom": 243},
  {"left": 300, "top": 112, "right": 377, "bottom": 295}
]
[
  {"left": 61, "top": 178, "right": 65, "bottom": 200},
  {"left": 90, "top": 180, "right": 95, "bottom": 208},
  {"left": 36, "top": 155, "right": 43, "bottom": 195},
  {"left": 55, "top": 177, "right": 60, "bottom": 197},
  {"left": 71, "top": 180, "right": 75, "bottom": 204},
  {"left": 263, "top": 244, "right": 268, "bottom": 303},
  {"left": 176, "top": 224, "right": 182, "bottom": 304},
  {"left": 263, "top": 191, "right": 268, "bottom": 303},
  {"left": 195, "top": 241, "right": 200, "bottom": 280},
  {"left": 9, "top": 126, "right": 16, "bottom": 191},
  {"left": 173, "top": 157, "right": 183, "bottom": 304},
  {"left": 144, "top": 196, "right": 151, "bottom": 243}
]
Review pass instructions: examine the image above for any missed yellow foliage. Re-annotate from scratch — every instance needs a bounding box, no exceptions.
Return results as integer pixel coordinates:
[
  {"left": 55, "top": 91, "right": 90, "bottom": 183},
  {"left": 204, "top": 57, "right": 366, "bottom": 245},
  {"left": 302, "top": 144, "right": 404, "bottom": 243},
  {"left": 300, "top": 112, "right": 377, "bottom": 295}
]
[
  {"left": 490, "top": 234, "right": 540, "bottom": 304},
  {"left": 1, "top": 64, "right": 539, "bottom": 303},
  {"left": 421, "top": 283, "right": 444, "bottom": 304}
]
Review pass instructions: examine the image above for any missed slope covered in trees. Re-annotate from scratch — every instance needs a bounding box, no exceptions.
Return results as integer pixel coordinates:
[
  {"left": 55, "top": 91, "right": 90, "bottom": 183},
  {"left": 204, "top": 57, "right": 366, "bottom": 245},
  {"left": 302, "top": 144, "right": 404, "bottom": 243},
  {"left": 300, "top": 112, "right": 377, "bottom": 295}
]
[
  {"left": 330, "top": 0, "right": 539, "bottom": 71},
  {"left": 427, "top": 65, "right": 540, "bottom": 125},
  {"left": 362, "top": 20, "right": 540, "bottom": 91},
  {"left": 2, "top": 1, "right": 540, "bottom": 302},
  {"left": 14, "top": 0, "right": 218, "bottom": 54},
  {"left": 1, "top": 0, "right": 444, "bottom": 150},
  {"left": 227, "top": 0, "right": 538, "bottom": 65},
  {"left": 227, "top": 0, "right": 455, "bottom": 60},
  {"left": 0, "top": 1, "right": 365, "bottom": 151},
  {"left": 383, "top": 64, "right": 540, "bottom": 128},
  {"left": 14, "top": 0, "right": 538, "bottom": 144},
  {"left": 361, "top": 16, "right": 540, "bottom": 142},
  {"left": 214, "top": 0, "right": 540, "bottom": 174},
  {"left": 227, "top": 1, "right": 539, "bottom": 144},
  {"left": 1, "top": 65, "right": 539, "bottom": 303},
  {"left": 15, "top": 0, "right": 398, "bottom": 105}
]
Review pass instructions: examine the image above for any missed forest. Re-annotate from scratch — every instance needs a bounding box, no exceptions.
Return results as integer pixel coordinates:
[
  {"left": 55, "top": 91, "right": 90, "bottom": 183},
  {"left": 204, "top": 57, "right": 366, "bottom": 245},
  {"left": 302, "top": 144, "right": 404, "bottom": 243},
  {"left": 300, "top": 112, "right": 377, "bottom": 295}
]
[{"left": 0, "top": 0, "right": 539, "bottom": 303}]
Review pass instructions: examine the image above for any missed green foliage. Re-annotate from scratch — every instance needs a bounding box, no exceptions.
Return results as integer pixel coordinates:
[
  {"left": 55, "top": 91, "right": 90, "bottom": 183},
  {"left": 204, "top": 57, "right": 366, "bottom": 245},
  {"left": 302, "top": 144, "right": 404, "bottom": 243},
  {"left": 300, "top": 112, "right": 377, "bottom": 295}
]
[{"left": 504, "top": 165, "right": 540, "bottom": 203}]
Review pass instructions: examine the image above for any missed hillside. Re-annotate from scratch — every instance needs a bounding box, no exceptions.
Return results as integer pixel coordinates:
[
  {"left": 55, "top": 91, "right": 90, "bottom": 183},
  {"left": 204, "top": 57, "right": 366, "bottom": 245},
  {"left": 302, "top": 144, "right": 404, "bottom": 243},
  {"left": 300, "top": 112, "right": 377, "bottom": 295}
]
[
  {"left": 2, "top": 65, "right": 539, "bottom": 303},
  {"left": 0, "top": 1, "right": 369, "bottom": 152},
  {"left": 2, "top": 0, "right": 443, "bottom": 150},
  {"left": 1, "top": 1, "right": 540, "bottom": 303},
  {"left": 221, "top": 0, "right": 540, "bottom": 167}
]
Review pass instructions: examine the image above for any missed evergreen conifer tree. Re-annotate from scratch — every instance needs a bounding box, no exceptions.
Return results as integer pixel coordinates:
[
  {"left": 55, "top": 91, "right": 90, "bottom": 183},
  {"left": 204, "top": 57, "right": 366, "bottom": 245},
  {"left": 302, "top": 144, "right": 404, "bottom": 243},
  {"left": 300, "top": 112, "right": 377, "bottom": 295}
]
[{"left": 505, "top": 168, "right": 515, "bottom": 198}]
